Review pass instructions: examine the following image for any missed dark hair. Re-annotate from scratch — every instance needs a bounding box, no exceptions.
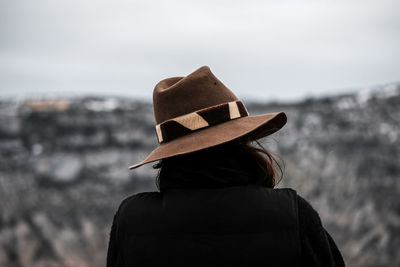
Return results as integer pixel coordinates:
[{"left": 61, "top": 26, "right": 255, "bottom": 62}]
[{"left": 153, "top": 138, "right": 283, "bottom": 192}]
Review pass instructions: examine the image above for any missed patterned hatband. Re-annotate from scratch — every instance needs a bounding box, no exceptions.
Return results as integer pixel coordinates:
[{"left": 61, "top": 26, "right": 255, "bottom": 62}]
[{"left": 155, "top": 100, "right": 249, "bottom": 143}]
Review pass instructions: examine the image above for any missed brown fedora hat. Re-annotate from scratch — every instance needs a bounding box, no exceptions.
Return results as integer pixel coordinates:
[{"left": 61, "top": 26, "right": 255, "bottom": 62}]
[{"left": 128, "top": 66, "right": 287, "bottom": 169}]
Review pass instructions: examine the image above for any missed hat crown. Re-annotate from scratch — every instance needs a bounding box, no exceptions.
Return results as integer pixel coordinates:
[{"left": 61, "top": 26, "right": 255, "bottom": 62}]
[{"left": 153, "top": 66, "right": 238, "bottom": 124}]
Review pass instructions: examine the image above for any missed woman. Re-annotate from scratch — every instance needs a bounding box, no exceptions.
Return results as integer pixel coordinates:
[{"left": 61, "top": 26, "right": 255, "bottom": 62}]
[{"left": 106, "top": 66, "right": 345, "bottom": 266}]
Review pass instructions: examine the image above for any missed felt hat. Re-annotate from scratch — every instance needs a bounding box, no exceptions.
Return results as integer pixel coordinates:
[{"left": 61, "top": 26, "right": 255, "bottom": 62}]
[{"left": 128, "top": 66, "right": 287, "bottom": 169}]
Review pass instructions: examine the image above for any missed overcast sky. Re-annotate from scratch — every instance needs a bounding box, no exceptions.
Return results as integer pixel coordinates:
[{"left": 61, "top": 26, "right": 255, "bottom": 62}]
[{"left": 1, "top": 0, "right": 399, "bottom": 101}]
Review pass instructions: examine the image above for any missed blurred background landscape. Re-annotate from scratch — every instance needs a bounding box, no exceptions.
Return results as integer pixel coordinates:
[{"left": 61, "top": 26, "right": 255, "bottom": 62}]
[
  {"left": 0, "top": 83, "right": 399, "bottom": 266},
  {"left": 1, "top": 0, "right": 400, "bottom": 266}
]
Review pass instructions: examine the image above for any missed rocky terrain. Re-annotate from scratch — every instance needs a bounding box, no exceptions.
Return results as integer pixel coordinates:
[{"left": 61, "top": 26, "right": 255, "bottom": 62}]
[{"left": 0, "top": 83, "right": 399, "bottom": 266}]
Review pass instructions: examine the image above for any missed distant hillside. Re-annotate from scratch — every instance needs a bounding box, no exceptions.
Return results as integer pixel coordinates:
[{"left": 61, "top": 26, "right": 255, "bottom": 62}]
[{"left": 0, "top": 83, "right": 399, "bottom": 267}]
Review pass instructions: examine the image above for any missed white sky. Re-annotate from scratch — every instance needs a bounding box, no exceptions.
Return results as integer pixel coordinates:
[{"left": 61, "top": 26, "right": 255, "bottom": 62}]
[{"left": 1, "top": 0, "right": 399, "bottom": 101}]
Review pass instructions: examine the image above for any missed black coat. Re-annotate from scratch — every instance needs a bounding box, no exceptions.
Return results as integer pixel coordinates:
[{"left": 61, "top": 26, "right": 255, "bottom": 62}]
[{"left": 107, "top": 185, "right": 345, "bottom": 266}]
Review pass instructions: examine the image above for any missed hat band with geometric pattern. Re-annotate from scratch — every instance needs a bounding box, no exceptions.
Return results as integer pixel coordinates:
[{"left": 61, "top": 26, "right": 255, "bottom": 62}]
[{"left": 155, "top": 100, "right": 249, "bottom": 143}]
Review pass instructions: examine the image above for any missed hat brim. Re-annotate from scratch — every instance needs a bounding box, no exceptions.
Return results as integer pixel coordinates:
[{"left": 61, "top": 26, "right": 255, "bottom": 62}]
[{"left": 128, "top": 112, "right": 287, "bottom": 169}]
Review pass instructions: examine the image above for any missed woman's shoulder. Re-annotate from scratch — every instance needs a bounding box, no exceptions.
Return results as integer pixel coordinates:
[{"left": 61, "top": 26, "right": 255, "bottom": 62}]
[
  {"left": 273, "top": 188, "right": 321, "bottom": 219},
  {"left": 295, "top": 193, "right": 324, "bottom": 226},
  {"left": 294, "top": 193, "right": 346, "bottom": 266},
  {"left": 273, "top": 188, "right": 326, "bottom": 233},
  {"left": 115, "top": 191, "right": 161, "bottom": 216},
  {"left": 122, "top": 191, "right": 160, "bottom": 202}
]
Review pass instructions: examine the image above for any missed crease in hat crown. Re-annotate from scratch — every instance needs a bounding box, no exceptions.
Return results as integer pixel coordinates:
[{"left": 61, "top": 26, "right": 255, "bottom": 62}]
[{"left": 128, "top": 65, "right": 287, "bottom": 169}]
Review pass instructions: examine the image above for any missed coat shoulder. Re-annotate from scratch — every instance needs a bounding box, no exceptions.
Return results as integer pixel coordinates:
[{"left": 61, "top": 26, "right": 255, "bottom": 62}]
[
  {"left": 274, "top": 187, "right": 298, "bottom": 196},
  {"left": 273, "top": 187, "right": 299, "bottom": 207},
  {"left": 116, "top": 191, "right": 161, "bottom": 216}
]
